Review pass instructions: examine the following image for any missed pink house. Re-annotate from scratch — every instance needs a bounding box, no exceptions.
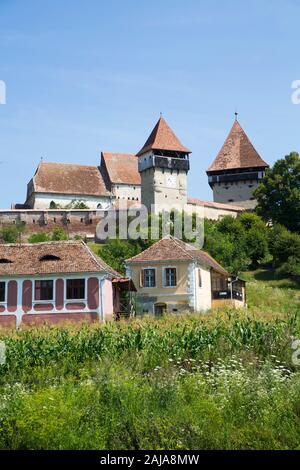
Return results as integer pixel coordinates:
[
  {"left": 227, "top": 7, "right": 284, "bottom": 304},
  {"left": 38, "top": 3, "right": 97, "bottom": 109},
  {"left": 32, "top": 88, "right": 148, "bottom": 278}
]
[{"left": 0, "top": 240, "right": 127, "bottom": 328}]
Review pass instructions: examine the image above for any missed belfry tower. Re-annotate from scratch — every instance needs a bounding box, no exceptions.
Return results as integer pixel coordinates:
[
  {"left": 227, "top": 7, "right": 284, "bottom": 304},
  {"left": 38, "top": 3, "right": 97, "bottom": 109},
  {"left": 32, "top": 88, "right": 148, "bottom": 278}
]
[
  {"left": 137, "top": 116, "right": 191, "bottom": 213},
  {"left": 207, "top": 117, "right": 268, "bottom": 209}
]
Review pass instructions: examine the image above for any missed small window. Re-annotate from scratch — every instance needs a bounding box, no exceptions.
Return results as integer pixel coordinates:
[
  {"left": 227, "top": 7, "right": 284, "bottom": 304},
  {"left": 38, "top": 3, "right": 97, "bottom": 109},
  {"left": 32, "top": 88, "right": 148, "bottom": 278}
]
[
  {"left": 164, "top": 267, "right": 177, "bottom": 287},
  {"left": 141, "top": 269, "right": 156, "bottom": 288},
  {"left": 198, "top": 268, "right": 202, "bottom": 287},
  {"left": 0, "top": 258, "right": 12, "bottom": 264},
  {"left": 228, "top": 199, "right": 234, "bottom": 202},
  {"left": 35, "top": 280, "right": 54, "bottom": 301},
  {"left": 39, "top": 255, "right": 61, "bottom": 262},
  {"left": 66, "top": 279, "right": 85, "bottom": 300},
  {"left": 0, "top": 282, "right": 5, "bottom": 302}
]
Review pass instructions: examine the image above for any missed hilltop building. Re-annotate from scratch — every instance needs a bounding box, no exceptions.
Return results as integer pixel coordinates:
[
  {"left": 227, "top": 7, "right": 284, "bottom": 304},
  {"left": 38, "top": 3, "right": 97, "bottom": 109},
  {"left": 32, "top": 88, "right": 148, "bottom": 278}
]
[
  {"left": 137, "top": 116, "right": 190, "bottom": 213},
  {"left": 19, "top": 115, "right": 247, "bottom": 220},
  {"left": 207, "top": 117, "right": 268, "bottom": 209}
]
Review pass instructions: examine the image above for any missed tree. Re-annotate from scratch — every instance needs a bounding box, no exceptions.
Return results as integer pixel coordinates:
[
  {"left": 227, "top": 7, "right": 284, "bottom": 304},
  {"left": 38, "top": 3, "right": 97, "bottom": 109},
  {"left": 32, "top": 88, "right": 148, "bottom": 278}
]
[
  {"left": 239, "top": 213, "right": 269, "bottom": 267},
  {"left": 268, "top": 224, "right": 300, "bottom": 276},
  {"left": 204, "top": 217, "right": 249, "bottom": 274},
  {"left": 100, "top": 239, "right": 141, "bottom": 274},
  {"left": 254, "top": 152, "right": 300, "bottom": 233}
]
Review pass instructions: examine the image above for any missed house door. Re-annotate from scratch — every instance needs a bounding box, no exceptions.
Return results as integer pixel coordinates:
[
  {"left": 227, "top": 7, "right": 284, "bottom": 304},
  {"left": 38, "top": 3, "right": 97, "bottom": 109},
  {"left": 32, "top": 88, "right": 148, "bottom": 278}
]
[{"left": 154, "top": 303, "right": 166, "bottom": 316}]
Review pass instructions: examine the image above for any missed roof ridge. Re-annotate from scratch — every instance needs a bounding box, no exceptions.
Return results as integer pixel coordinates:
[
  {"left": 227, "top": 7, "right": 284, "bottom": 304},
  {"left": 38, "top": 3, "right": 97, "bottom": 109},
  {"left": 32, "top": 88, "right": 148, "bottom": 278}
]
[
  {"left": 0, "top": 240, "right": 81, "bottom": 247},
  {"left": 82, "top": 241, "right": 120, "bottom": 277},
  {"left": 168, "top": 236, "right": 195, "bottom": 260},
  {"left": 38, "top": 161, "right": 98, "bottom": 169}
]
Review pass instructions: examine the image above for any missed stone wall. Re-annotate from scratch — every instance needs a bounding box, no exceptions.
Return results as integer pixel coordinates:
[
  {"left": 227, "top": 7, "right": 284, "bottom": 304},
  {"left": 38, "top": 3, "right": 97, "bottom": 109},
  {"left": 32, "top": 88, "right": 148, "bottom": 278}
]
[{"left": 0, "top": 209, "right": 106, "bottom": 241}]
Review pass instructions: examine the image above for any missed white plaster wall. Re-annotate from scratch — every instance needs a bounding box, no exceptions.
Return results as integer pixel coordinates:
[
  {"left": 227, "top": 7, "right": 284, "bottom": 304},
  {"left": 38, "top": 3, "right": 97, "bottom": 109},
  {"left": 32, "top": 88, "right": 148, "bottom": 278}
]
[
  {"left": 141, "top": 168, "right": 188, "bottom": 213},
  {"left": 194, "top": 265, "right": 212, "bottom": 312},
  {"left": 0, "top": 272, "right": 108, "bottom": 328},
  {"left": 112, "top": 184, "right": 141, "bottom": 202},
  {"left": 202, "top": 206, "right": 240, "bottom": 220},
  {"left": 212, "top": 181, "right": 259, "bottom": 208},
  {"left": 33, "top": 193, "right": 112, "bottom": 210}
]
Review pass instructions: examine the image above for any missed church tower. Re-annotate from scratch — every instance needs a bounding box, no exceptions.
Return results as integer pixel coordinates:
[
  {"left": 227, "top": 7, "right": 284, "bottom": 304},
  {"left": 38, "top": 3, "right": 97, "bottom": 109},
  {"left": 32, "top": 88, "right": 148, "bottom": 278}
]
[
  {"left": 137, "top": 116, "right": 191, "bottom": 213},
  {"left": 207, "top": 117, "right": 269, "bottom": 209}
]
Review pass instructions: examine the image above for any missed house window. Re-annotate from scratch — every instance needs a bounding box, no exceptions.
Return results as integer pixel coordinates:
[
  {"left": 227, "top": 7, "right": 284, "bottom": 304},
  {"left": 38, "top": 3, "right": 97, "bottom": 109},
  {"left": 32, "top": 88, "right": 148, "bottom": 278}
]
[
  {"left": 141, "top": 269, "right": 156, "bottom": 288},
  {"left": 0, "top": 282, "right": 5, "bottom": 302},
  {"left": 66, "top": 279, "right": 85, "bottom": 300},
  {"left": 35, "top": 280, "right": 54, "bottom": 301},
  {"left": 198, "top": 268, "right": 202, "bottom": 287},
  {"left": 164, "top": 267, "right": 177, "bottom": 287}
]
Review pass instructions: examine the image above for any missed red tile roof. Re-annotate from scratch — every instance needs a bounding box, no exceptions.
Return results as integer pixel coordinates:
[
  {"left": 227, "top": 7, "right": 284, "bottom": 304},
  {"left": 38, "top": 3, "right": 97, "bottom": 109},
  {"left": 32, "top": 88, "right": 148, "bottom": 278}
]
[
  {"left": 126, "top": 235, "right": 229, "bottom": 276},
  {"left": 137, "top": 116, "right": 191, "bottom": 156},
  {"left": 0, "top": 241, "right": 119, "bottom": 277},
  {"left": 207, "top": 120, "right": 268, "bottom": 172},
  {"left": 188, "top": 197, "right": 244, "bottom": 212},
  {"left": 101, "top": 152, "right": 141, "bottom": 185},
  {"left": 32, "top": 162, "right": 109, "bottom": 197}
]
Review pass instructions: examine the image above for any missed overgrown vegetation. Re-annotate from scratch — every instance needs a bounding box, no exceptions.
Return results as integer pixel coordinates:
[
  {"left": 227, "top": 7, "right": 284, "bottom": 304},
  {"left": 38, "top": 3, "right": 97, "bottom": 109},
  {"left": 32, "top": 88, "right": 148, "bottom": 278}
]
[
  {"left": 97, "top": 212, "right": 300, "bottom": 277},
  {"left": 254, "top": 151, "right": 300, "bottom": 233},
  {"left": 0, "top": 276, "right": 299, "bottom": 450},
  {"left": 27, "top": 228, "right": 69, "bottom": 243}
]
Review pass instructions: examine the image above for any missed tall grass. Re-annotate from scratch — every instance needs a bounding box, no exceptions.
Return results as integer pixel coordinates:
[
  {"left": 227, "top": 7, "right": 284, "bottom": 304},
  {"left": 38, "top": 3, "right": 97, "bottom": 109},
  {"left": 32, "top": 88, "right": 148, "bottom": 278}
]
[{"left": 0, "top": 278, "right": 299, "bottom": 450}]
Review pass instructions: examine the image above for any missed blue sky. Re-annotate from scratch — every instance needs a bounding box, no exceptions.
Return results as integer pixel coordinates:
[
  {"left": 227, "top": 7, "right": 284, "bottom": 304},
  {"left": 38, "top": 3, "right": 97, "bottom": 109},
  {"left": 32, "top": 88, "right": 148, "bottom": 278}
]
[{"left": 0, "top": 0, "right": 300, "bottom": 209}]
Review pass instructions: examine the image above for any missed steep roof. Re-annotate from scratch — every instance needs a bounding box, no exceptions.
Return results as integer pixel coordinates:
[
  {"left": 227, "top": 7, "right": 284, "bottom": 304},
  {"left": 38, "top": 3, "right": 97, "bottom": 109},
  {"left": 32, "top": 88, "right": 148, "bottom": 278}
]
[
  {"left": 125, "top": 235, "right": 229, "bottom": 276},
  {"left": 0, "top": 240, "right": 119, "bottom": 277},
  {"left": 207, "top": 120, "right": 268, "bottom": 172},
  {"left": 101, "top": 152, "right": 141, "bottom": 185},
  {"left": 137, "top": 116, "right": 191, "bottom": 156},
  {"left": 32, "top": 161, "right": 109, "bottom": 197}
]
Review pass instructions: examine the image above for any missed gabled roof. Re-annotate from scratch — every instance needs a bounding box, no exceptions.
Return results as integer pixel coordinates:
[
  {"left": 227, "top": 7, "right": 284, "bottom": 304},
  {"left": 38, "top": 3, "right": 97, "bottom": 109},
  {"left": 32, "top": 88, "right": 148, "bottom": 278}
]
[
  {"left": 125, "top": 235, "right": 229, "bottom": 276},
  {"left": 32, "top": 161, "right": 109, "bottom": 197},
  {"left": 207, "top": 120, "right": 268, "bottom": 172},
  {"left": 0, "top": 240, "right": 119, "bottom": 277},
  {"left": 137, "top": 116, "right": 191, "bottom": 156},
  {"left": 101, "top": 152, "right": 141, "bottom": 185}
]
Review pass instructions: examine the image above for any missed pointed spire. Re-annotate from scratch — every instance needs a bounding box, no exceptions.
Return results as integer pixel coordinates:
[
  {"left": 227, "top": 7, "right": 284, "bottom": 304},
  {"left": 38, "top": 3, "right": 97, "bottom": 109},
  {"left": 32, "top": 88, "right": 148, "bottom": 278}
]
[
  {"left": 207, "top": 119, "right": 268, "bottom": 172},
  {"left": 137, "top": 115, "right": 191, "bottom": 156}
]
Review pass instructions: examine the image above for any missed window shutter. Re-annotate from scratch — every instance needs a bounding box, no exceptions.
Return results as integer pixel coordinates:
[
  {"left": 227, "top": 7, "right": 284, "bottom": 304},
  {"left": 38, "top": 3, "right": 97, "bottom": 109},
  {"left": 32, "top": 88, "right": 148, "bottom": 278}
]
[{"left": 140, "top": 270, "right": 144, "bottom": 287}]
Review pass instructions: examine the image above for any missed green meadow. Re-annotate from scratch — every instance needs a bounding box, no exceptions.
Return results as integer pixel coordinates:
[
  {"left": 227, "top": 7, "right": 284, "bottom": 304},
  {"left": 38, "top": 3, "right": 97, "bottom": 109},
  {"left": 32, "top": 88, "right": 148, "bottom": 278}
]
[{"left": 0, "top": 271, "right": 299, "bottom": 450}]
